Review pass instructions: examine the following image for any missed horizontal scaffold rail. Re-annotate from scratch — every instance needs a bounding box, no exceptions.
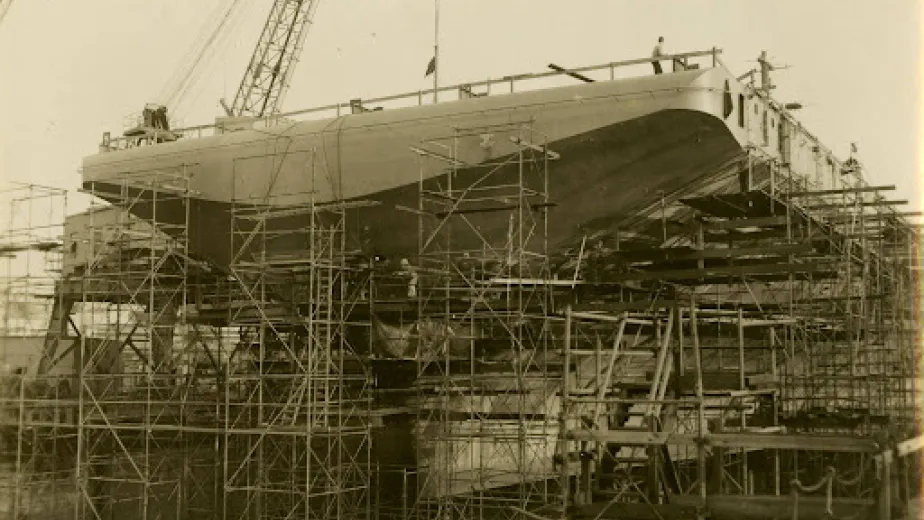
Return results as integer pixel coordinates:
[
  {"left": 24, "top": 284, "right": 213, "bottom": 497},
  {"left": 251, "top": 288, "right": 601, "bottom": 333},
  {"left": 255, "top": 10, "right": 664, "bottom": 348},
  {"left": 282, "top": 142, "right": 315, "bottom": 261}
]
[{"left": 565, "top": 430, "right": 882, "bottom": 453}]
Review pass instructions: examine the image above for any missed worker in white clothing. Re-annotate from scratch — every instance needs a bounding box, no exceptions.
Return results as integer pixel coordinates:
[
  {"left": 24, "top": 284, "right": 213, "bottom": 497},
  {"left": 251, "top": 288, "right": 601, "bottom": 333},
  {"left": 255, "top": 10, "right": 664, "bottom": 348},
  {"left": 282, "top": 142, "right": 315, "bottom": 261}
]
[
  {"left": 651, "top": 36, "right": 664, "bottom": 75},
  {"left": 399, "top": 258, "right": 418, "bottom": 298}
]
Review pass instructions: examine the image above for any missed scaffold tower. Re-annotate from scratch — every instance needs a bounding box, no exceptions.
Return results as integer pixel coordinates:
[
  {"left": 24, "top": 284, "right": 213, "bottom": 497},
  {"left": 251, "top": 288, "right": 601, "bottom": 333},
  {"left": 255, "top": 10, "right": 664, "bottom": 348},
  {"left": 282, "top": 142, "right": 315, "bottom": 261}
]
[
  {"left": 223, "top": 149, "right": 372, "bottom": 520},
  {"left": 555, "top": 142, "right": 921, "bottom": 520},
  {"left": 411, "top": 121, "right": 561, "bottom": 520},
  {"left": 0, "top": 183, "right": 68, "bottom": 520}
]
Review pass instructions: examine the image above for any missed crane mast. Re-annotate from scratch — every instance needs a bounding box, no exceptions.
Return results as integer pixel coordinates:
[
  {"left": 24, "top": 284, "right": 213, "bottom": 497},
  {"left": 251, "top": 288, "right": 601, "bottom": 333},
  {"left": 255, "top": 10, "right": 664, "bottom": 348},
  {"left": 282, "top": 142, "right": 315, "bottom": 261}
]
[
  {"left": 0, "top": 0, "right": 14, "bottom": 28},
  {"left": 228, "top": 0, "right": 321, "bottom": 118}
]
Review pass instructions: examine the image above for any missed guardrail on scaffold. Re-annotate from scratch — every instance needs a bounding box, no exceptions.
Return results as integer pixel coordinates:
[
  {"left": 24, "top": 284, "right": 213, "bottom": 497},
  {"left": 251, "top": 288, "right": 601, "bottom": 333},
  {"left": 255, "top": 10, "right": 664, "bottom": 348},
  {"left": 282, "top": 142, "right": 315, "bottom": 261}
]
[{"left": 99, "top": 48, "right": 724, "bottom": 152}]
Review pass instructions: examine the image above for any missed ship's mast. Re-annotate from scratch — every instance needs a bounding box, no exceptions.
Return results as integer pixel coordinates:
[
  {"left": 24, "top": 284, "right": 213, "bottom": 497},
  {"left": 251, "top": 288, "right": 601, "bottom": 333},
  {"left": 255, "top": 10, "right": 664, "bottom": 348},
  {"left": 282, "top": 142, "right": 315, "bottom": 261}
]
[{"left": 757, "top": 50, "right": 774, "bottom": 94}]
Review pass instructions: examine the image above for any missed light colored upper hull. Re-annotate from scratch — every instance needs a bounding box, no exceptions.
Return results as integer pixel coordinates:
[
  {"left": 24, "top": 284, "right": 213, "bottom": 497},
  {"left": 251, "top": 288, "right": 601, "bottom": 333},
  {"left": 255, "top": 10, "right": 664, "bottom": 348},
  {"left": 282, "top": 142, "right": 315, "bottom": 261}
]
[
  {"left": 83, "top": 68, "right": 743, "bottom": 205},
  {"left": 79, "top": 64, "right": 855, "bottom": 267}
]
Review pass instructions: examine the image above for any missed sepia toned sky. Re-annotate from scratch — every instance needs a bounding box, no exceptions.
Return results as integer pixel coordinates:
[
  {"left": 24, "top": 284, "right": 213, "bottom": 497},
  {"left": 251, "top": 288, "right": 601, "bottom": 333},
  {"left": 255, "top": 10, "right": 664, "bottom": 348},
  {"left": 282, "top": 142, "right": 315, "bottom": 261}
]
[{"left": 0, "top": 0, "right": 921, "bottom": 213}]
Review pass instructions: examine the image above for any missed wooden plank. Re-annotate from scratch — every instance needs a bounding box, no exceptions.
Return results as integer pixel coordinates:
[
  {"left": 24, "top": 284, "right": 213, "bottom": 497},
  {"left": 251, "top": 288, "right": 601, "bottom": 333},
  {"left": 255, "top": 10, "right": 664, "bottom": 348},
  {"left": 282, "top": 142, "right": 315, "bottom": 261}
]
[
  {"left": 565, "top": 430, "right": 880, "bottom": 452},
  {"left": 605, "top": 261, "right": 834, "bottom": 282},
  {"left": 614, "top": 243, "right": 813, "bottom": 263},
  {"left": 703, "top": 215, "right": 790, "bottom": 230},
  {"left": 824, "top": 210, "right": 922, "bottom": 221},
  {"left": 435, "top": 201, "right": 556, "bottom": 217},
  {"left": 547, "top": 63, "right": 595, "bottom": 83},
  {"left": 572, "top": 300, "right": 680, "bottom": 312},
  {"left": 702, "top": 228, "right": 793, "bottom": 242},
  {"left": 704, "top": 432, "right": 879, "bottom": 452},
  {"left": 806, "top": 199, "right": 907, "bottom": 210},
  {"left": 568, "top": 311, "right": 626, "bottom": 323},
  {"left": 787, "top": 185, "right": 895, "bottom": 197}
]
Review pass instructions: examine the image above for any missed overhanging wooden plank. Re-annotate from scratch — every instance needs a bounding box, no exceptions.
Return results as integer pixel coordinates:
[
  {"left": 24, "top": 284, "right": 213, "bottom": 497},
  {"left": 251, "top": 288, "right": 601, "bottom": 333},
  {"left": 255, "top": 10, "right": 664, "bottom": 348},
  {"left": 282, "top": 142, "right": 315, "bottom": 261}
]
[{"left": 896, "top": 435, "right": 924, "bottom": 457}]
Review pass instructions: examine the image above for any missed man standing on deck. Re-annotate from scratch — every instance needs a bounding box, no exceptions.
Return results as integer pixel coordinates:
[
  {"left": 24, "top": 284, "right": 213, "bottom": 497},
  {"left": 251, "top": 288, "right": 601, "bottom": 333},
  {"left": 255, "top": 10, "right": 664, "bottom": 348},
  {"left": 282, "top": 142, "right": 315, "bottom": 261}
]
[{"left": 651, "top": 37, "right": 665, "bottom": 74}]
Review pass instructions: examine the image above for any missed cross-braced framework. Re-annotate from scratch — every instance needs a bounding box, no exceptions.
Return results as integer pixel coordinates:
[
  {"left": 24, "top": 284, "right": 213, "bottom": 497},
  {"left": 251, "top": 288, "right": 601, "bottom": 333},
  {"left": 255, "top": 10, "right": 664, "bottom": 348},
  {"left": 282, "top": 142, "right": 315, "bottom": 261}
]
[
  {"left": 68, "top": 169, "right": 212, "bottom": 520},
  {"left": 0, "top": 183, "right": 68, "bottom": 520},
  {"left": 222, "top": 150, "right": 371, "bottom": 520},
  {"left": 410, "top": 122, "right": 562, "bottom": 520},
  {"left": 555, "top": 147, "right": 922, "bottom": 520}
]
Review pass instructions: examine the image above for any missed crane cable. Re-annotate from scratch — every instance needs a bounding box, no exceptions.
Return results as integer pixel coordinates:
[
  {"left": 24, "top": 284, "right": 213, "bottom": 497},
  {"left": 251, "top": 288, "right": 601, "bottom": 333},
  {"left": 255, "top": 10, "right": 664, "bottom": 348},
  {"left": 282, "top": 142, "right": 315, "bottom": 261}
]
[
  {"left": 160, "top": 0, "right": 246, "bottom": 107},
  {"left": 156, "top": 0, "right": 249, "bottom": 112},
  {"left": 157, "top": 0, "right": 239, "bottom": 104},
  {"left": 170, "top": 1, "right": 256, "bottom": 118}
]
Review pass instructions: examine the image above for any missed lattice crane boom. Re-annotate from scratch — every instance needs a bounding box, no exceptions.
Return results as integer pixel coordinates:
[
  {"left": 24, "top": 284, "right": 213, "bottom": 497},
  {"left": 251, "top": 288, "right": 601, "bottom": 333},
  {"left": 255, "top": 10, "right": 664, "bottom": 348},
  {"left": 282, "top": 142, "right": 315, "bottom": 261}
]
[
  {"left": 0, "top": 0, "right": 14, "bottom": 28},
  {"left": 229, "top": 0, "right": 321, "bottom": 118}
]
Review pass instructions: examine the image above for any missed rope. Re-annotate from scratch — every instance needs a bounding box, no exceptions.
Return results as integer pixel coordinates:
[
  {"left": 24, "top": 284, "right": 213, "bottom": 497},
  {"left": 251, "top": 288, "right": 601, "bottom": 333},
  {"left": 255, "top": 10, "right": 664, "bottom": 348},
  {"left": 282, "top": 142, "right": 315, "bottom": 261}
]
[
  {"left": 788, "top": 465, "right": 878, "bottom": 520},
  {"left": 790, "top": 467, "right": 835, "bottom": 520},
  {"left": 833, "top": 455, "right": 869, "bottom": 487}
]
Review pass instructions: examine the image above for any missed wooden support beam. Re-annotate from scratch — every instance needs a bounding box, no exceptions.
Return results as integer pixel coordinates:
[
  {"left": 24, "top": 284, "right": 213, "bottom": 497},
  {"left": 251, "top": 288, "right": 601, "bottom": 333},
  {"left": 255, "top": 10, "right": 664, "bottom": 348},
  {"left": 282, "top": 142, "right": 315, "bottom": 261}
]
[
  {"left": 434, "top": 201, "right": 555, "bottom": 217},
  {"left": 572, "top": 300, "right": 679, "bottom": 312},
  {"left": 786, "top": 185, "right": 895, "bottom": 197},
  {"left": 806, "top": 199, "right": 907, "bottom": 210},
  {"left": 615, "top": 243, "right": 814, "bottom": 263},
  {"left": 605, "top": 261, "right": 834, "bottom": 282},
  {"left": 565, "top": 430, "right": 881, "bottom": 452},
  {"left": 824, "top": 210, "right": 923, "bottom": 221},
  {"left": 547, "top": 63, "right": 595, "bottom": 83},
  {"left": 702, "top": 215, "right": 790, "bottom": 230},
  {"left": 568, "top": 311, "right": 626, "bottom": 323},
  {"left": 702, "top": 228, "right": 792, "bottom": 242}
]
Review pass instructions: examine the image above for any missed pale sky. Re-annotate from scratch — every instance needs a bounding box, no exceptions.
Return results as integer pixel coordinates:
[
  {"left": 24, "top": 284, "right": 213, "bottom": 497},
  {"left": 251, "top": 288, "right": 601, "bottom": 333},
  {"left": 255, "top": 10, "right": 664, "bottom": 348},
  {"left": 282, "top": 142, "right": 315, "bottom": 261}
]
[{"left": 0, "top": 0, "right": 921, "bottom": 214}]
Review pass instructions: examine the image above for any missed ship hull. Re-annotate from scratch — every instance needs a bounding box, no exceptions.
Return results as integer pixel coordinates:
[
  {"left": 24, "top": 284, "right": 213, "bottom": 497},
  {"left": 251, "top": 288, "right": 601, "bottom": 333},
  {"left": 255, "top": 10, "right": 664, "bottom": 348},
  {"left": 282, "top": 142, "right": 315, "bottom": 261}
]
[
  {"left": 82, "top": 110, "right": 742, "bottom": 268},
  {"left": 79, "top": 67, "right": 756, "bottom": 269}
]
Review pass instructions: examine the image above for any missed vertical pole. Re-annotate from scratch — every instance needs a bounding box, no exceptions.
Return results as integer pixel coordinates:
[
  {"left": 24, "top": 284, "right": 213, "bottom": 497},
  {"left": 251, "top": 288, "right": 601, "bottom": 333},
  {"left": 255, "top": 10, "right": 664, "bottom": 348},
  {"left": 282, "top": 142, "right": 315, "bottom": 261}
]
[
  {"left": 433, "top": 0, "right": 440, "bottom": 104},
  {"left": 737, "top": 305, "right": 748, "bottom": 495},
  {"left": 737, "top": 308, "right": 746, "bottom": 391},
  {"left": 13, "top": 375, "right": 24, "bottom": 520},
  {"left": 690, "top": 295, "right": 707, "bottom": 514},
  {"left": 770, "top": 329, "right": 780, "bottom": 496},
  {"left": 878, "top": 452, "right": 892, "bottom": 520},
  {"left": 560, "top": 303, "right": 573, "bottom": 516},
  {"left": 676, "top": 307, "right": 685, "bottom": 379}
]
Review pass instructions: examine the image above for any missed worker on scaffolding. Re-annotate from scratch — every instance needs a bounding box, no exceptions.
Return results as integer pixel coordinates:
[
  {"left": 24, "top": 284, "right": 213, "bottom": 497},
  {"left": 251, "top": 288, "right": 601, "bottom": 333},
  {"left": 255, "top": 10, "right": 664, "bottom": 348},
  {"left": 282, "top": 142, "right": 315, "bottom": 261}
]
[
  {"left": 651, "top": 37, "right": 665, "bottom": 74},
  {"left": 398, "top": 258, "right": 418, "bottom": 298}
]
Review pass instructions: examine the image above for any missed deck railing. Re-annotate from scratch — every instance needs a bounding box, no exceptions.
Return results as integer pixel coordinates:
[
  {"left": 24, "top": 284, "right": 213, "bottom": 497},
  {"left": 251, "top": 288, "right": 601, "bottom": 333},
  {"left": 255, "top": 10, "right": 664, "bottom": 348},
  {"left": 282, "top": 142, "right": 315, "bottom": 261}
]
[{"left": 99, "top": 48, "right": 724, "bottom": 153}]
